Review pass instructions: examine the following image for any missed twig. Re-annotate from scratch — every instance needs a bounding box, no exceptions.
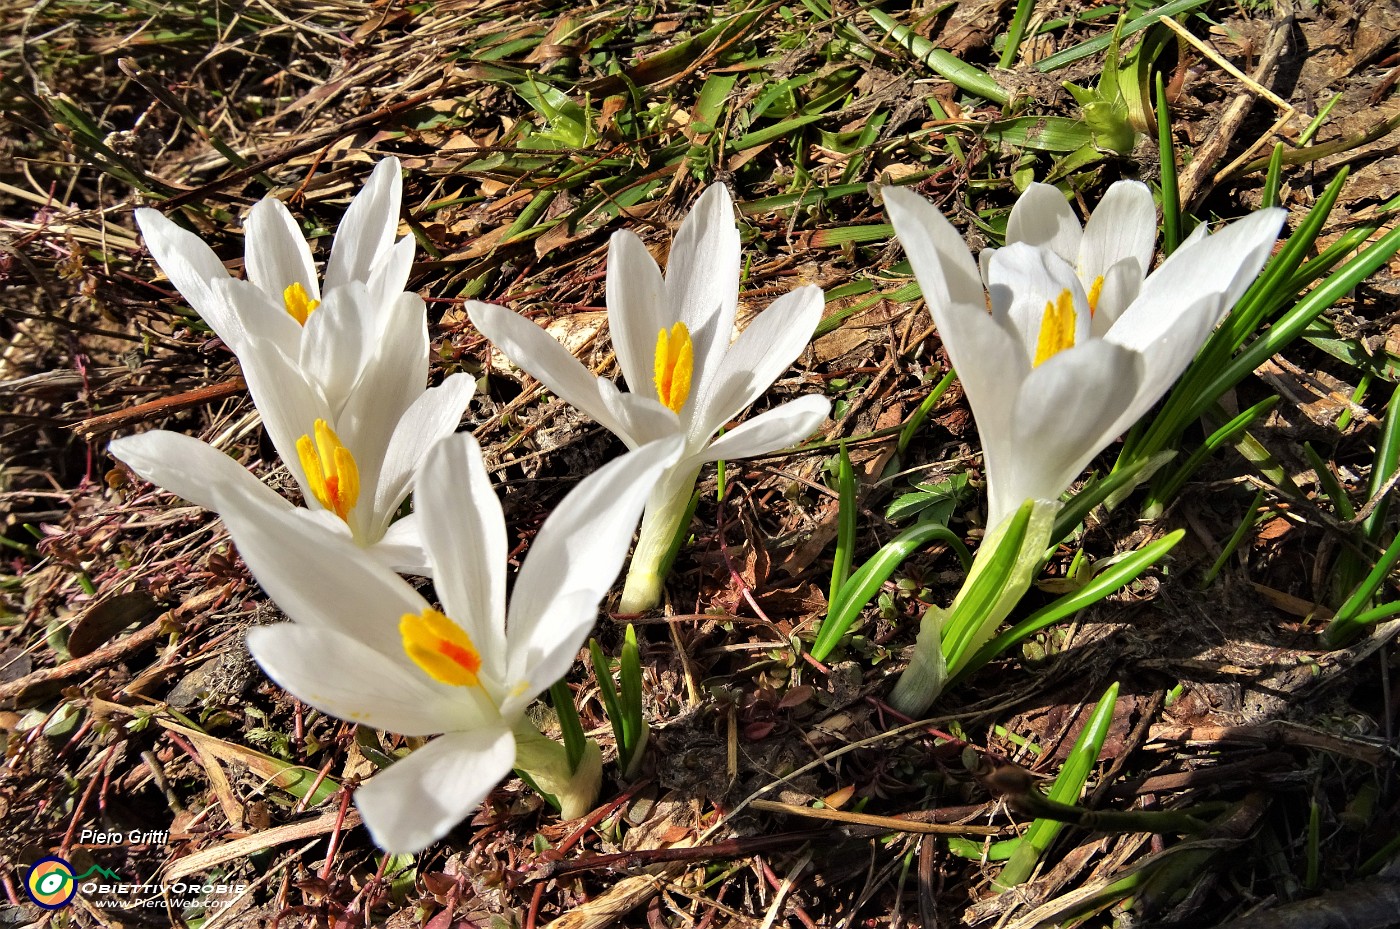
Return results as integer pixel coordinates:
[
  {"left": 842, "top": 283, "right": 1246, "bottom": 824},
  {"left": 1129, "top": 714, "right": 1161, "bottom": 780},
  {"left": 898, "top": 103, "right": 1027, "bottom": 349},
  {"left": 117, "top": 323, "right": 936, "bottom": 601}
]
[
  {"left": 71, "top": 377, "right": 247, "bottom": 442},
  {"left": 1176, "top": 11, "right": 1295, "bottom": 209}
]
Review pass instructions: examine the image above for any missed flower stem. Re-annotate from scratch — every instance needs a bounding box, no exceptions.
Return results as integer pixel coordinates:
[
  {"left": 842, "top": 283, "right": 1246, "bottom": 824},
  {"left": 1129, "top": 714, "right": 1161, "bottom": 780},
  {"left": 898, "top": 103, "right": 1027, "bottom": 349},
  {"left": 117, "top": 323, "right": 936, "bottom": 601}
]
[
  {"left": 512, "top": 718, "right": 602, "bottom": 820},
  {"left": 620, "top": 464, "right": 701, "bottom": 613},
  {"left": 888, "top": 499, "right": 1058, "bottom": 717}
]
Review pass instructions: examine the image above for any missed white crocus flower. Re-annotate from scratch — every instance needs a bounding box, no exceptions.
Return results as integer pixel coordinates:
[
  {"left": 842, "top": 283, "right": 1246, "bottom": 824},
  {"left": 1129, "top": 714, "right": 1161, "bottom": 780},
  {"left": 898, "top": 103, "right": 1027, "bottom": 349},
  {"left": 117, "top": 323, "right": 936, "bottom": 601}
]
[
  {"left": 128, "top": 158, "right": 474, "bottom": 570},
  {"left": 884, "top": 185, "right": 1285, "bottom": 530},
  {"left": 977, "top": 180, "right": 1164, "bottom": 334},
  {"left": 212, "top": 431, "right": 684, "bottom": 853},
  {"left": 469, "top": 184, "right": 831, "bottom": 611},
  {"left": 134, "top": 157, "right": 413, "bottom": 362}
]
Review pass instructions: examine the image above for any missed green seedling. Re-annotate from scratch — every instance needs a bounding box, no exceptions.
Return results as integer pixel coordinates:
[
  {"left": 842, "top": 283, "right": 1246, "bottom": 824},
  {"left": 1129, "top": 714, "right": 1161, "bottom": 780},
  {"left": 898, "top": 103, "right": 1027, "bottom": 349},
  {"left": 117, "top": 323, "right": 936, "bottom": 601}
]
[{"left": 589, "top": 624, "right": 649, "bottom": 779}]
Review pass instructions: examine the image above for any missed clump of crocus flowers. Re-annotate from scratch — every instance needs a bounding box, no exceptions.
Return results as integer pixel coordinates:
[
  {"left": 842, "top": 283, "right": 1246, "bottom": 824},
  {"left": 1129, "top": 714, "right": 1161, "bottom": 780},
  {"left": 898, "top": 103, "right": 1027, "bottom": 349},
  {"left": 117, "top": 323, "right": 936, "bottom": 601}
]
[{"left": 113, "top": 160, "right": 1285, "bottom": 853}]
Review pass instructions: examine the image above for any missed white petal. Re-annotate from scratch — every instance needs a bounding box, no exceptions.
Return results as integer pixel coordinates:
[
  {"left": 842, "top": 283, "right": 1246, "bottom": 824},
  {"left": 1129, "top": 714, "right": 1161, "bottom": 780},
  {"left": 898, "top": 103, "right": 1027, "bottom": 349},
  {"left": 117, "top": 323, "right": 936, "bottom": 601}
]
[
  {"left": 336, "top": 291, "right": 431, "bottom": 501},
  {"left": 211, "top": 295, "right": 329, "bottom": 490},
  {"left": 595, "top": 380, "right": 681, "bottom": 449},
  {"left": 367, "top": 233, "right": 416, "bottom": 314},
  {"left": 371, "top": 372, "right": 475, "bottom": 529},
  {"left": 370, "top": 513, "right": 431, "bottom": 576},
  {"left": 665, "top": 184, "right": 741, "bottom": 391},
  {"left": 977, "top": 246, "right": 996, "bottom": 288},
  {"left": 605, "top": 231, "right": 665, "bottom": 393},
  {"left": 1131, "top": 208, "right": 1284, "bottom": 321},
  {"left": 215, "top": 276, "right": 304, "bottom": 360},
  {"left": 882, "top": 186, "right": 985, "bottom": 310},
  {"left": 417, "top": 433, "right": 509, "bottom": 673},
  {"left": 299, "top": 283, "right": 380, "bottom": 417},
  {"left": 986, "top": 243, "right": 1091, "bottom": 363},
  {"left": 989, "top": 341, "right": 1144, "bottom": 526},
  {"left": 1101, "top": 293, "right": 1225, "bottom": 437},
  {"left": 468, "top": 301, "right": 641, "bottom": 445},
  {"left": 691, "top": 285, "right": 824, "bottom": 443},
  {"left": 109, "top": 430, "right": 290, "bottom": 515},
  {"left": 210, "top": 485, "right": 427, "bottom": 658},
  {"left": 246, "top": 625, "right": 473, "bottom": 736},
  {"left": 136, "top": 209, "right": 249, "bottom": 352},
  {"left": 324, "top": 157, "right": 402, "bottom": 292},
  {"left": 354, "top": 726, "right": 515, "bottom": 854},
  {"left": 697, "top": 394, "right": 830, "bottom": 463},
  {"left": 1087, "top": 260, "right": 1142, "bottom": 335},
  {"left": 244, "top": 197, "right": 318, "bottom": 304},
  {"left": 505, "top": 435, "right": 685, "bottom": 688},
  {"left": 1077, "top": 180, "right": 1155, "bottom": 287},
  {"left": 881, "top": 191, "right": 1037, "bottom": 510},
  {"left": 1005, "top": 183, "right": 1081, "bottom": 266}
]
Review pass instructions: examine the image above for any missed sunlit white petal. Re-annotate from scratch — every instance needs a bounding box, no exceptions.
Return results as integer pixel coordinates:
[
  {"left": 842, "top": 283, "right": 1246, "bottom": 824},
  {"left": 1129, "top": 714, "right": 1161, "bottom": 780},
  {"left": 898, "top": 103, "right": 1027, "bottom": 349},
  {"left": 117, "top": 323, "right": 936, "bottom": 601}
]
[
  {"left": 698, "top": 395, "right": 831, "bottom": 463},
  {"left": 209, "top": 484, "right": 424, "bottom": 658},
  {"left": 324, "top": 157, "right": 403, "bottom": 293},
  {"left": 419, "top": 433, "right": 509, "bottom": 673},
  {"left": 354, "top": 726, "right": 516, "bottom": 854},
  {"left": 247, "top": 625, "right": 478, "bottom": 736},
  {"left": 692, "top": 285, "right": 825, "bottom": 442},
  {"left": 468, "top": 300, "right": 643, "bottom": 445},
  {"left": 110, "top": 430, "right": 289, "bottom": 516},
  {"left": 505, "top": 434, "right": 684, "bottom": 684},
  {"left": 1005, "top": 182, "right": 1081, "bottom": 265},
  {"left": 605, "top": 231, "right": 666, "bottom": 393},
  {"left": 244, "top": 197, "right": 318, "bottom": 304},
  {"left": 664, "top": 183, "right": 741, "bottom": 392}
]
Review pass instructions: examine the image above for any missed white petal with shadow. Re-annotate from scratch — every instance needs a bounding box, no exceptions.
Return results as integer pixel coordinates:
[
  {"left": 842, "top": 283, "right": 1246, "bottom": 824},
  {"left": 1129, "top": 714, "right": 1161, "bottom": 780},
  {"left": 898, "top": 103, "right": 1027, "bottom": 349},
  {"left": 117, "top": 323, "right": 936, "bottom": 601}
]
[{"left": 354, "top": 726, "right": 515, "bottom": 854}]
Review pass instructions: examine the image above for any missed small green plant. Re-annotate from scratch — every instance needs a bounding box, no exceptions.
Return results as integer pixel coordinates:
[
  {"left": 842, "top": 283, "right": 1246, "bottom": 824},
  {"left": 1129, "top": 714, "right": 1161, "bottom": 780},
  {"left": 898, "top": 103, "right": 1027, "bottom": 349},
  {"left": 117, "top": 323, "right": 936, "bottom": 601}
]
[{"left": 589, "top": 624, "right": 649, "bottom": 779}]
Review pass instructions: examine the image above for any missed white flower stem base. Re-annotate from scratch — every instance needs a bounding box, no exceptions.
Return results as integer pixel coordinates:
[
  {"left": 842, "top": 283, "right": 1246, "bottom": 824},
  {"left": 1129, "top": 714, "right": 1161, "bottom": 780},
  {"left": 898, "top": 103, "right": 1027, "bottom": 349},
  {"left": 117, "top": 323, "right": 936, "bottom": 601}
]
[
  {"left": 619, "top": 464, "right": 701, "bottom": 613},
  {"left": 888, "top": 499, "right": 1059, "bottom": 718},
  {"left": 512, "top": 718, "right": 603, "bottom": 820}
]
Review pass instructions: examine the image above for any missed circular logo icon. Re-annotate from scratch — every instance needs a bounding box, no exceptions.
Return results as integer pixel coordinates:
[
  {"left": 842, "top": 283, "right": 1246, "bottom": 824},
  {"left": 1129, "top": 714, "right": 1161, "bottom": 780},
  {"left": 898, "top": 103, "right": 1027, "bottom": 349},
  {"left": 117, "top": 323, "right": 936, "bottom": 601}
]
[{"left": 25, "top": 856, "right": 76, "bottom": 910}]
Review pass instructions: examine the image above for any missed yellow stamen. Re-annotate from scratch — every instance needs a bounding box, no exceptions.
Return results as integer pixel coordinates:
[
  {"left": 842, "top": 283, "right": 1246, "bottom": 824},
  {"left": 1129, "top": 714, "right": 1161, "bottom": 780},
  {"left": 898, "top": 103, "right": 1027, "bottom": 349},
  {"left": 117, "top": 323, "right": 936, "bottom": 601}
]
[
  {"left": 400, "top": 608, "right": 483, "bottom": 687},
  {"left": 653, "top": 321, "right": 694, "bottom": 414},
  {"left": 283, "top": 282, "right": 320, "bottom": 325},
  {"left": 1033, "top": 289, "right": 1077, "bottom": 367},
  {"left": 1087, "top": 275, "right": 1105, "bottom": 317},
  {"left": 295, "top": 419, "right": 360, "bottom": 521}
]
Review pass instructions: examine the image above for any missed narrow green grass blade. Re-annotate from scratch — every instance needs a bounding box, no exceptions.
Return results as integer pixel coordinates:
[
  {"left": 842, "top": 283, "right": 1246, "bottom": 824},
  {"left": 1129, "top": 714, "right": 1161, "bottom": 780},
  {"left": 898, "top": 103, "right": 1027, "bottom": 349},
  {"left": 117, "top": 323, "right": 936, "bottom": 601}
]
[
  {"left": 829, "top": 444, "right": 857, "bottom": 610},
  {"left": 728, "top": 112, "right": 828, "bottom": 151},
  {"left": 964, "top": 531, "right": 1184, "bottom": 677},
  {"left": 1324, "top": 532, "right": 1400, "bottom": 647},
  {"left": 1363, "top": 382, "right": 1400, "bottom": 544},
  {"left": 1216, "top": 168, "right": 1351, "bottom": 355},
  {"left": 1151, "top": 397, "right": 1278, "bottom": 507},
  {"left": 1261, "top": 143, "right": 1285, "bottom": 209},
  {"left": 550, "top": 681, "right": 587, "bottom": 773},
  {"left": 865, "top": 7, "right": 1010, "bottom": 104},
  {"left": 811, "top": 519, "right": 971, "bottom": 661},
  {"left": 588, "top": 639, "right": 627, "bottom": 752},
  {"left": 1304, "top": 442, "right": 1356, "bottom": 521},
  {"left": 1055, "top": 450, "right": 1176, "bottom": 544},
  {"left": 1190, "top": 220, "right": 1400, "bottom": 427},
  {"left": 1201, "top": 489, "right": 1266, "bottom": 587},
  {"left": 1000, "top": 0, "right": 1036, "bottom": 67},
  {"left": 1034, "top": 0, "right": 1214, "bottom": 72},
  {"left": 1300, "top": 92, "right": 1343, "bottom": 145},
  {"left": 938, "top": 503, "right": 1039, "bottom": 667},
  {"left": 619, "top": 624, "right": 645, "bottom": 758},
  {"left": 1155, "top": 72, "right": 1181, "bottom": 255},
  {"left": 996, "top": 682, "right": 1120, "bottom": 889},
  {"left": 898, "top": 368, "right": 958, "bottom": 458}
]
